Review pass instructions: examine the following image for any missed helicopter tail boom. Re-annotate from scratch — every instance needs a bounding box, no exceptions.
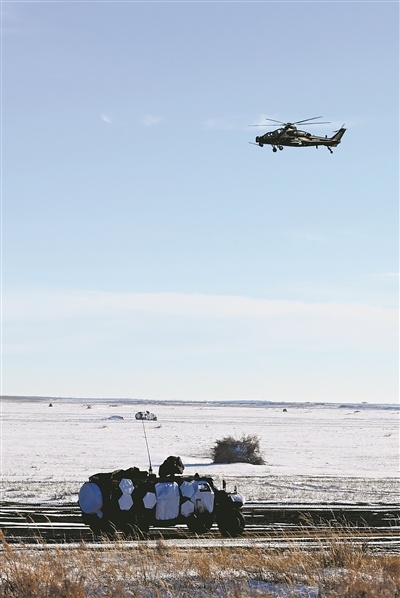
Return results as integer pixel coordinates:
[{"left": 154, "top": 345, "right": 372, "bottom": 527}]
[{"left": 330, "top": 126, "right": 346, "bottom": 145}]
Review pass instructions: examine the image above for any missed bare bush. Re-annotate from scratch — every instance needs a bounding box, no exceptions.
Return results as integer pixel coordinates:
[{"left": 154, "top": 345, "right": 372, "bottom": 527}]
[{"left": 212, "top": 434, "right": 265, "bottom": 465}]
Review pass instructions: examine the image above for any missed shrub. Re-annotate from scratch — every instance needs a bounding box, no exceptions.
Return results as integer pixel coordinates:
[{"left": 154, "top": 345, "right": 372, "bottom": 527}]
[{"left": 211, "top": 434, "right": 265, "bottom": 465}]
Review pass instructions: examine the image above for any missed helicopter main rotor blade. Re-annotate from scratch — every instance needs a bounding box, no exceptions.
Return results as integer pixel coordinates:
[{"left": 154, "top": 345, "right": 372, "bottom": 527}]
[
  {"left": 262, "top": 116, "right": 327, "bottom": 125},
  {"left": 249, "top": 118, "right": 285, "bottom": 127},
  {"left": 292, "top": 116, "right": 330, "bottom": 125},
  {"left": 249, "top": 122, "right": 329, "bottom": 128},
  {"left": 263, "top": 118, "right": 286, "bottom": 124},
  {"left": 249, "top": 116, "right": 330, "bottom": 127},
  {"left": 295, "top": 121, "right": 330, "bottom": 125}
]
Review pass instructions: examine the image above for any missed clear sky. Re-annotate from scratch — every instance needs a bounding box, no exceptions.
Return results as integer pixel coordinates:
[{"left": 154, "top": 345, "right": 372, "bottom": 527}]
[{"left": 1, "top": 1, "right": 398, "bottom": 403}]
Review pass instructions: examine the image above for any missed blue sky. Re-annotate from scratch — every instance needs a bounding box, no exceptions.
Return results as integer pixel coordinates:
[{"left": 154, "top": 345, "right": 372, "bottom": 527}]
[{"left": 2, "top": 1, "right": 398, "bottom": 402}]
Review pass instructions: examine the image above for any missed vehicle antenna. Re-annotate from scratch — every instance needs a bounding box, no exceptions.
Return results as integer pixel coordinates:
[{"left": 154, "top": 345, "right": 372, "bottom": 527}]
[{"left": 141, "top": 418, "right": 153, "bottom": 474}]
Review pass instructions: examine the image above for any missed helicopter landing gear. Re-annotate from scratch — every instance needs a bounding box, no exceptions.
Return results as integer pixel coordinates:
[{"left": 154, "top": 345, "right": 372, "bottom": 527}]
[
  {"left": 278, "top": 145, "right": 283, "bottom": 150},
  {"left": 327, "top": 147, "right": 333, "bottom": 154},
  {"left": 272, "top": 146, "right": 277, "bottom": 152}
]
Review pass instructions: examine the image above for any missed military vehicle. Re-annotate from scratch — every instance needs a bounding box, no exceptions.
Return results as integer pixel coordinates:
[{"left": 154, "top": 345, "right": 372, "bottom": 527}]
[{"left": 78, "top": 456, "right": 245, "bottom": 538}]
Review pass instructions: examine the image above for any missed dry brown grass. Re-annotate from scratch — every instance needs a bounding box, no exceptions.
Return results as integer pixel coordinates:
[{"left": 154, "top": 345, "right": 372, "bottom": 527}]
[{"left": 0, "top": 528, "right": 398, "bottom": 597}]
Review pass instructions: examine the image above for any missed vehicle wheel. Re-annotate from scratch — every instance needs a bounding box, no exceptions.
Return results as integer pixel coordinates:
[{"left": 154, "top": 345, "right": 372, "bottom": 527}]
[
  {"left": 82, "top": 513, "right": 108, "bottom": 536},
  {"left": 272, "top": 147, "right": 277, "bottom": 152},
  {"left": 217, "top": 511, "right": 245, "bottom": 537},
  {"left": 120, "top": 523, "right": 148, "bottom": 540},
  {"left": 87, "top": 518, "right": 103, "bottom": 536},
  {"left": 120, "top": 511, "right": 150, "bottom": 539},
  {"left": 90, "top": 519, "right": 118, "bottom": 539},
  {"left": 186, "top": 512, "right": 214, "bottom": 534}
]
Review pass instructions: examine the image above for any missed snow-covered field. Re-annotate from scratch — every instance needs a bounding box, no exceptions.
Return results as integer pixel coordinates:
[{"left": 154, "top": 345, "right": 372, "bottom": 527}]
[{"left": 1, "top": 397, "right": 399, "bottom": 504}]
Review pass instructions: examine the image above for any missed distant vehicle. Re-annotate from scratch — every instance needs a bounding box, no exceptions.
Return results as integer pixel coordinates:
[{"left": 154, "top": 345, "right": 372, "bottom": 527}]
[
  {"left": 135, "top": 410, "right": 157, "bottom": 421},
  {"left": 249, "top": 116, "right": 346, "bottom": 153},
  {"left": 78, "top": 458, "right": 245, "bottom": 538}
]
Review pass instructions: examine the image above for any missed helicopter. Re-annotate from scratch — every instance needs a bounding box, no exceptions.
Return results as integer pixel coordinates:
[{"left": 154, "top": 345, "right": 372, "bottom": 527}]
[{"left": 249, "top": 116, "right": 346, "bottom": 153}]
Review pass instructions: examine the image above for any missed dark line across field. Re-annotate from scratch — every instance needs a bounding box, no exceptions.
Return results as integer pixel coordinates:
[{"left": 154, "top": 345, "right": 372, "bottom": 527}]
[{"left": 0, "top": 502, "right": 399, "bottom": 551}]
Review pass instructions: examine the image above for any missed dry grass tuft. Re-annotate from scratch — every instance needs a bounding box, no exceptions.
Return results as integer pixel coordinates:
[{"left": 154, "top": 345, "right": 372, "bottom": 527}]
[
  {"left": 0, "top": 531, "right": 398, "bottom": 597},
  {"left": 319, "top": 567, "right": 400, "bottom": 597},
  {"left": 0, "top": 546, "right": 87, "bottom": 597}
]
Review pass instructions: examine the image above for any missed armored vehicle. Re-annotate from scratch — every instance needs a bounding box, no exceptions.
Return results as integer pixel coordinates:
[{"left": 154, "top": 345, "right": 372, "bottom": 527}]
[
  {"left": 78, "top": 457, "right": 245, "bottom": 538},
  {"left": 135, "top": 410, "right": 157, "bottom": 421}
]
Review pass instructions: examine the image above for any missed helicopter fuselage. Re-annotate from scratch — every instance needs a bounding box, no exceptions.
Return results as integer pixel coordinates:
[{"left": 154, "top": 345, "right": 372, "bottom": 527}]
[{"left": 255, "top": 125, "right": 346, "bottom": 153}]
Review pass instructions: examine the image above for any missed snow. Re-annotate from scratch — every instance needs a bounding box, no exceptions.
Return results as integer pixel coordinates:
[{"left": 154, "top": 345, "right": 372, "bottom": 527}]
[{"left": 1, "top": 397, "right": 399, "bottom": 504}]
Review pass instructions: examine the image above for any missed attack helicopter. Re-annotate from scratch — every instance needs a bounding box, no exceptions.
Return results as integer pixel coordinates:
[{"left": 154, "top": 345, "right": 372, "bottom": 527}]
[{"left": 249, "top": 116, "right": 346, "bottom": 153}]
